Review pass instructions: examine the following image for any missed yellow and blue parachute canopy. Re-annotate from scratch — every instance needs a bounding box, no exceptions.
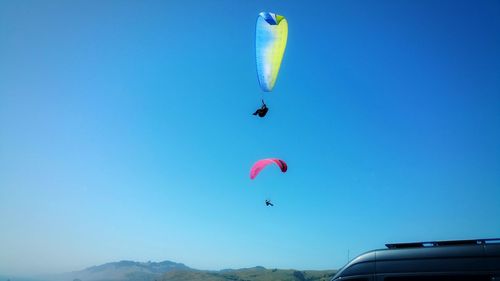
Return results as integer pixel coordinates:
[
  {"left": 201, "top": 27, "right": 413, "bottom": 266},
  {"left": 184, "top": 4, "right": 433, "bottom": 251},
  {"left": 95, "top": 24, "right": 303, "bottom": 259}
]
[{"left": 255, "top": 12, "right": 288, "bottom": 92}]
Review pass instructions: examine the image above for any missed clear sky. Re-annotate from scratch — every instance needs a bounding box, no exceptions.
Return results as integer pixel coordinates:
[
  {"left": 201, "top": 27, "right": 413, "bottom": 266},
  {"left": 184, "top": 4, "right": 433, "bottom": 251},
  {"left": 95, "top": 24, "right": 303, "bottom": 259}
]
[{"left": 1, "top": 0, "right": 500, "bottom": 276}]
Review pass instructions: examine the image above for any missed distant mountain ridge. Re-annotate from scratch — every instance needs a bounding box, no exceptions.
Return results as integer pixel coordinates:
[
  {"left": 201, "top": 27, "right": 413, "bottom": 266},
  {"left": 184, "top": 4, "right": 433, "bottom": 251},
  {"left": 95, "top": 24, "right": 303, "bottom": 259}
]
[
  {"left": 48, "top": 260, "right": 191, "bottom": 281},
  {"left": 3, "top": 261, "right": 336, "bottom": 281},
  {"left": 83, "top": 260, "right": 190, "bottom": 275}
]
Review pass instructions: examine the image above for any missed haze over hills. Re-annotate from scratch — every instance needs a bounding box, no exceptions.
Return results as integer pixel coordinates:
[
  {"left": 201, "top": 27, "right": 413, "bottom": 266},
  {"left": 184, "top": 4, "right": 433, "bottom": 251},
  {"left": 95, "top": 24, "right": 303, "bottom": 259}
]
[
  {"left": 1, "top": 261, "right": 336, "bottom": 281},
  {"left": 44, "top": 261, "right": 190, "bottom": 281}
]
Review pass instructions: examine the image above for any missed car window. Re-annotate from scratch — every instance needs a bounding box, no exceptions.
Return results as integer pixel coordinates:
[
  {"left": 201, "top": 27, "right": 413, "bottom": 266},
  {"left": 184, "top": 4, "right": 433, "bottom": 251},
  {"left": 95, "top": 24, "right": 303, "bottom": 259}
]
[
  {"left": 340, "top": 262, "right": 375, "bottom": 277},
  {"left": 377, "top": 258, "right": 488, "bottom": 273},
  {"left": 343, "top": 278, "right": 371, "bottom": 281},
  {"left": 384, "top": 274, "right": 492, "bottom": 281}
]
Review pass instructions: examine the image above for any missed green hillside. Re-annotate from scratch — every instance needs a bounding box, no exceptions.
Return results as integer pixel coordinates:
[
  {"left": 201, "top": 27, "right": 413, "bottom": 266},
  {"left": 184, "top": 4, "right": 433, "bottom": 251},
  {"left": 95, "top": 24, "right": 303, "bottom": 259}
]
[{"left": 160, "top": 267, "right": 336, "bottom": 281}]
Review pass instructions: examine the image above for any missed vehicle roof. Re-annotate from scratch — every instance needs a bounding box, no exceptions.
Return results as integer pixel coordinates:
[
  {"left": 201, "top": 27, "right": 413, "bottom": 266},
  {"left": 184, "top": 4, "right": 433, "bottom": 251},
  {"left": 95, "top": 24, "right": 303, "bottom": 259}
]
[
  {"left": 333, "top": 239, "right": 500, "bottom": 279},
  {"left": 348, "top": 240, "right": 500, "bottom": 263},
  {"left": 377, "top": 243, "right": 500, "bottom": 261}
]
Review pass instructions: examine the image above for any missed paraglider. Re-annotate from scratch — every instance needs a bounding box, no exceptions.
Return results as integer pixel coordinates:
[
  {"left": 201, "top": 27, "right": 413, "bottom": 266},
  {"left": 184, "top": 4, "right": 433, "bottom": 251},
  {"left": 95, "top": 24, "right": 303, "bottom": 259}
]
[
  {"left": 256, "top": 12, "right": 288, "bottom": 92},
  {"left": 248, "top": 12, "right": 289, "bottom": 207},
  {"left": 252, "top": 99, "right": 269, "bottom": 117},
  {"left": 250, "top": 158, "right": 287, "bottom": 180}
]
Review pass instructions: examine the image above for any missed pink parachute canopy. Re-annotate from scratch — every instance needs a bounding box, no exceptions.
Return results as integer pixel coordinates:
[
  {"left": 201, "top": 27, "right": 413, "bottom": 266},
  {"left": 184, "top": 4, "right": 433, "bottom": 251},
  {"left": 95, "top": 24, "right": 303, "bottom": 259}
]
[{"left": 250, "top": 158, "right": 288, "bottom": 180}]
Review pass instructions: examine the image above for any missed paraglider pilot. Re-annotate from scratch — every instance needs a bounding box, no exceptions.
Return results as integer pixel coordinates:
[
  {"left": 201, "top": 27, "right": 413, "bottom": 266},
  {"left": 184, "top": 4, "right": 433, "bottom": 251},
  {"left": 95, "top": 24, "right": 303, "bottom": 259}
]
[
  {"left": 253, "top": 100, "right": 269, "bottom": 118},
  {"left": 265, "top": 199, "right": 274, "bottom": 207}
]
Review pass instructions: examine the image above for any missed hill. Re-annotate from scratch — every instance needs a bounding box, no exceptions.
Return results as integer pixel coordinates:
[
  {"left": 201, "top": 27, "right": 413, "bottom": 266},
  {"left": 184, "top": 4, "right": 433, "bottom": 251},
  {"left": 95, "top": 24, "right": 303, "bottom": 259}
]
[
  {"left": 4, "top": 262, "right": 336, "bottom": 281},
  {"left": 160, "top": 267, "right": 336, "bottom": 281},
  {"left": 47, "top": 261, "right": 191, "bottom": 281}
]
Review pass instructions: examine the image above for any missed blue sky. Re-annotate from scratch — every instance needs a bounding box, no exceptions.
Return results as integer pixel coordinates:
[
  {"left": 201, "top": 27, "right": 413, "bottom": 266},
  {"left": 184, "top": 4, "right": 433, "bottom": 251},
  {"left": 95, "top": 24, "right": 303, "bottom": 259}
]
[{"left": 1, "top": 0, "right": 500, "bottom": 275}]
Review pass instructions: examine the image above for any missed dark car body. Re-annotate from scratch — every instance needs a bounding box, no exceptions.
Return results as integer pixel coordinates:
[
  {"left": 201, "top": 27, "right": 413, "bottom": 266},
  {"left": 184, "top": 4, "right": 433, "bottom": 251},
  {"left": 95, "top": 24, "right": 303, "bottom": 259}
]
[{"left": 331, "top": 239, "right": 500, "bottom": 281}]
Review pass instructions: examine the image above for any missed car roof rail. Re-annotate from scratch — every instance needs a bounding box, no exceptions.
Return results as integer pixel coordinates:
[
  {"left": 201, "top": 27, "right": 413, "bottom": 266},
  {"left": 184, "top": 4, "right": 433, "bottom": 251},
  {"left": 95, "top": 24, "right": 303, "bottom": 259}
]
[{"left": 386, "top": 238, "right": 500, "bottom": 249}]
